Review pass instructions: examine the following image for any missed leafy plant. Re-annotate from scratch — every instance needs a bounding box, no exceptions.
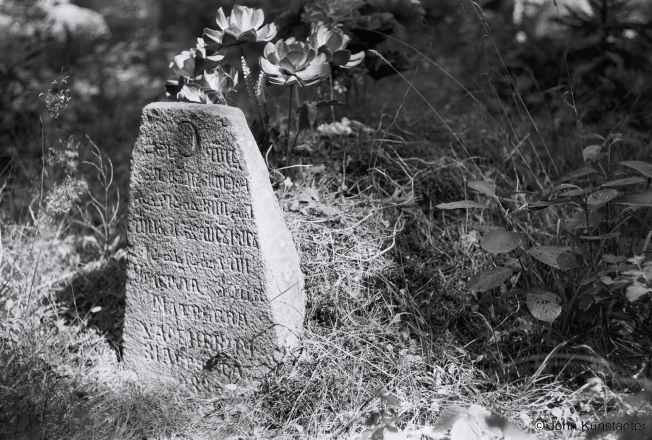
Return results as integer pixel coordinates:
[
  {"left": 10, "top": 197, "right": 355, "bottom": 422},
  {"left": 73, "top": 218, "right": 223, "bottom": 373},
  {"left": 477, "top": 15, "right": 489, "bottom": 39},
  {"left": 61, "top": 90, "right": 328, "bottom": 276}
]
[
  {"left": 360, "top": 390, "right": 533, "bottom": 440},
  {"left": 437, "top": 132, "right": 652, "bottom": 339},
  {"left": 509, "top": 0, "right": 652, "bottom": 125},
  {"left": 425, "top": 404, "right": 531, "bottom": 440},
  {"left": 361, "top": 387, "right": 403, "bottom": 440}
]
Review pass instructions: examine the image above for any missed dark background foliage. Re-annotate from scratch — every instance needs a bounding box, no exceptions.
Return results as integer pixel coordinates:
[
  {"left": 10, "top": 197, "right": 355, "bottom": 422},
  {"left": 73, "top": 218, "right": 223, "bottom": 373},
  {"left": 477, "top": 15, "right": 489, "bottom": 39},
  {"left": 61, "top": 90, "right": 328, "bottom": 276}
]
[{"left": 1, "top": 0, "right": 651, "bottom": 207}]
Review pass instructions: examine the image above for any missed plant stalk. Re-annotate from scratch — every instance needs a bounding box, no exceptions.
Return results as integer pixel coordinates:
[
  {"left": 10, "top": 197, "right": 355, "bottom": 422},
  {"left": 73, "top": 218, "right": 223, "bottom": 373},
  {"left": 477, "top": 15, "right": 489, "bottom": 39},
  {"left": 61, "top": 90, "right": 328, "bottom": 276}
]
[
  {"left": 286, "top": 84, "right": 294, "bottom": 168},
  {"left": 240, "top": 46, "right": 266, "bottom": 128}
]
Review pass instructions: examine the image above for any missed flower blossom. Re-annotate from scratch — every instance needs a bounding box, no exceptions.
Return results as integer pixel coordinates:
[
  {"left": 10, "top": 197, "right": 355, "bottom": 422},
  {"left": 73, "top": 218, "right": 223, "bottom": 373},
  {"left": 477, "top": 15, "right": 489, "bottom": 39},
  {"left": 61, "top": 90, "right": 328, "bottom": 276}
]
[
  {"left": 166, "top": 65, "right": 238, "bottom": 105},
  {"left": 169, "top": 38, "right": 226, "bottom": 78},
  {"left": 203, "top": 5, "right": 276, "bottom": 50},
  {"left": 309, "top": 24, "right": 365, "bottom": 68},
  {"left": 260, "top": 38, "right": 330, "bottom": 86}
]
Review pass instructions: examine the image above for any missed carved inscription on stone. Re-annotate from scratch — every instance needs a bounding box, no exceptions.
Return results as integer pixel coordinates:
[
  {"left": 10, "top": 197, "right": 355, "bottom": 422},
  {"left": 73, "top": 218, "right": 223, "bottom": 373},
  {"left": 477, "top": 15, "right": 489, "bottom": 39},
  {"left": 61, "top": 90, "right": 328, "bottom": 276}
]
[
  {"left": 177, "top": 121, "right": 198, "bottom": 157},
  {"left": 122, "top": 103, "right": 305, "bottom": 393}
]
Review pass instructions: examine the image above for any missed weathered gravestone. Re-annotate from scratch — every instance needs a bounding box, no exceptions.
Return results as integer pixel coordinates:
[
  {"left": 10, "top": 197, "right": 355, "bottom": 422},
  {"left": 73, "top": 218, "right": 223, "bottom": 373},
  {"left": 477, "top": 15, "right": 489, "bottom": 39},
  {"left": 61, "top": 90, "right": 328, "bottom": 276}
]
[{"left": 122, "top": 102, "right": 305, "bottom": 392}]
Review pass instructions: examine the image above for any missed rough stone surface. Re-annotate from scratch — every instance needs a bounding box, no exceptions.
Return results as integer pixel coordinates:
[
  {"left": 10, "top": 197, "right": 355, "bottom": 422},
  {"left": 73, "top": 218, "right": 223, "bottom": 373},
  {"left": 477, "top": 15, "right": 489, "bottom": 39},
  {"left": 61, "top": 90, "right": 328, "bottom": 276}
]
[{"left": 122, "top": 102, "right": 305, "bottom": 393}]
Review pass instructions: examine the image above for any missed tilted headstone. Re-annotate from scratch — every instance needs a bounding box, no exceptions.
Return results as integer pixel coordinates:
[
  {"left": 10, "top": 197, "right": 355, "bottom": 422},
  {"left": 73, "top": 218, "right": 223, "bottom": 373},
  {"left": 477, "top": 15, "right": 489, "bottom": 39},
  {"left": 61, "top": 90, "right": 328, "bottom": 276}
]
[{"left": 122, "top": 102, "right": 305, "bottom": 392}]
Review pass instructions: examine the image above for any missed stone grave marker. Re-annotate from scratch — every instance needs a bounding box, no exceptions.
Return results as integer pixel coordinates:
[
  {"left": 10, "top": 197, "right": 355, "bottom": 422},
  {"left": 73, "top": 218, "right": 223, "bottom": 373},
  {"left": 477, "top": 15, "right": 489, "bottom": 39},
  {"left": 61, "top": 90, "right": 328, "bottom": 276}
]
[{"left": 122, "top": 102, "right": 305, "bottom": 392}]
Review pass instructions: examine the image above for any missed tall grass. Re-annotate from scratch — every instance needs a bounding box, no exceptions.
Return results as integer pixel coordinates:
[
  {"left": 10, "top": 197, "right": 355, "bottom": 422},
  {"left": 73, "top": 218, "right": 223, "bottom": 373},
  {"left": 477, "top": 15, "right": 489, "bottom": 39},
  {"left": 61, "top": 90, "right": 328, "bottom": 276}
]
[{"left": 2, "top": 0, "right": 652, "bottom": 439}]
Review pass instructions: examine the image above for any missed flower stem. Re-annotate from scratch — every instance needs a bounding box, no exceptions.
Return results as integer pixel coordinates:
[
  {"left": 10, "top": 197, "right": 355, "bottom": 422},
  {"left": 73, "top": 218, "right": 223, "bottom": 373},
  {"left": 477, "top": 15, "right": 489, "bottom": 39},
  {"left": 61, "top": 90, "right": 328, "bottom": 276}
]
[
  {"left": 286, "top": 84, "right": 294, "bottom": 168},
  {"left": 240, "top": 45, "right": 265, "bottom": 125},
  {"left": 291, "top": 127, "right": 302, "bottom": 155},
  {"left": 329, "top": 74, "right": 335, "bottom": 122}
]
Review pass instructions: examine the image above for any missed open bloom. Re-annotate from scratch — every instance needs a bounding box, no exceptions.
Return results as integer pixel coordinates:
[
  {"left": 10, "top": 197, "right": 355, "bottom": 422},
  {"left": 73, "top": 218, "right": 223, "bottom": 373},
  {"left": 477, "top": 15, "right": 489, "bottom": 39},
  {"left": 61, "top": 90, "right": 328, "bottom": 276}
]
[
  {"left": 309, "top": 24, "right": 365, "bottom": 68},
  {"left": 170, "top": 50, "right": 197, "bottom": 78},
  {"left": 195, "top": 37, "right": 227, "bottom": 62},
  {"left": 260, "top": 38, "right": 330, "bottom": 86},
  {"left": 203, "top": 5, "right": 276, "bottom": 50},
  {"left": 166, "top": 65, "right": 238, "bottom": 105},
  {"left": 169, "top": 39, "right": 226, "bottom": 78}
]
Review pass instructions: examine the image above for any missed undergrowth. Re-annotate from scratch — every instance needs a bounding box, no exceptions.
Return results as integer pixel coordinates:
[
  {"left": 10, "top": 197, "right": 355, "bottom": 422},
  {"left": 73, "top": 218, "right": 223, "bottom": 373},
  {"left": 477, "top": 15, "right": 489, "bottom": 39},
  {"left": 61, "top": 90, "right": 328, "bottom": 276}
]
[{"left": 2, "top": 0, "right": 652, "bottom": 439}]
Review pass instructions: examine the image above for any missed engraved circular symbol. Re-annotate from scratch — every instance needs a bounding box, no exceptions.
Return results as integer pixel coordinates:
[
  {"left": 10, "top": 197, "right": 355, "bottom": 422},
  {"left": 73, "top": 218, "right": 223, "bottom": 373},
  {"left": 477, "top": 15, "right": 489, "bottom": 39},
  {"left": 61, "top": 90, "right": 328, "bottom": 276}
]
[{"left": 177, "top": 122, "right": 198, "bottom": 157}]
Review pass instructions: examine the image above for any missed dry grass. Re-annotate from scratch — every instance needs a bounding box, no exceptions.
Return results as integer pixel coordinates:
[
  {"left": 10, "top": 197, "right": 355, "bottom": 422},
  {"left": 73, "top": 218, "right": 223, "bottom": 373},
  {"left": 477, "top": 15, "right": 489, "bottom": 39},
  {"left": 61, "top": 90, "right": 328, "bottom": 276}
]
[
  {"left": 2, "top": 132, "right": 651, "bottom": 439},
  {"left": 3, "top": 9, "right": 652, "bottom": 436}
]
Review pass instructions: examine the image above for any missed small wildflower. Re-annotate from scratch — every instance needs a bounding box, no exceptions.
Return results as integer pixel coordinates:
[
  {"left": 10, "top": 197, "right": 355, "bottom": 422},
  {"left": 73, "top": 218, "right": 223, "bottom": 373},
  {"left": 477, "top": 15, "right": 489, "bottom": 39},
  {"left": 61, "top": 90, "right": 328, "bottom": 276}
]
[
  {"left": 317, "top": 117, "right": 353, "bottom": 137},
  {"left": 255, "top": 71, "right": 266, "bottom": 101},
  {"left": 333, "top": 78, "right": 348, "bottom": 94},
  {"left": 44, "top": 176, "right": 87, "bottom": 218},
  {"left": 40, "top": 77, "right": 71, "bottom": 119}
]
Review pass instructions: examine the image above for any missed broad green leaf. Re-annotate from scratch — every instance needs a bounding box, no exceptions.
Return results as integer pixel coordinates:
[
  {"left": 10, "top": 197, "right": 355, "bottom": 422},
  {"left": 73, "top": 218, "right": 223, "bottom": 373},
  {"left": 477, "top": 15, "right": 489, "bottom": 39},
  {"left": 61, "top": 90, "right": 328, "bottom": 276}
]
[
  {"left": 602, "top": 254, "right": 626, "bottom": 264},
  {"left": 383, "top": 427, "right": 405, "bottom": 440},
  {"left": 429, "top": 405, "right": 466, "bottom": 436},
  {"left": 526, "top": 290, "right": 562, "bottom": 323},
  {"left": 621, "top": 190, "right": 652, "bottom": 206},
  {"left": 527, "top": 199, "right": 572, "bottom": 210},
  {"left": 580, "top": 232, "right": 619, "bottom": 240},
  {"left": 619, "top": 160, "right": 652, "bottom": 178},
  {"left": 583, "top": 133, "right": 605, "bottom": 141},
  {"left": 467, "top": 267, "right": 513, "bottom": 293},
  {"left": 298, "top": 101, "right": 318, "bottom": 131},
  {"left": 481, "top": 230, "right": 520, "bottom": 254},
  {"left": 315, "top": 100, "right": 347, "bottom": 108},
  {"left": 586, "top": 189, "right": 619, "bottom": 211},
  {"left": 583, "top": 145, "right": 603, "bottom": 161},
  {"left": 467, "top": 405, "right": 502, "bottom": 438},
  {"left": 526, "top": 246, "right": 578, "bottom": 269},
  {"left": 600, "top": 176, "right": 645, "bottom": 188},
  {"left": 436, "top": 201, "right": 489, "bottom": 210},
  {"left": 619, "top": 136, "right": 643, "bottom": 149},
  {"left": 561, "top": 166, "right": 599, "bottom": 182},
  {"left": 468, "top": 181, "right": 497, "bottom": 197},
  {"left": 600, "top": 263, "right": 637, "bottom": 274},
  {"left": 548, "top": 183, "right": 582, "bottom": 195},
  {"left": 581, "top": 275, "right": 598, "bottom": 285},
  {"left": 577, "top": 294, "right": 594, "bottom": 311},
  {"left": 450, "top": 416, "right": 483, "bottom": 440},
  {"left": 559, "top": 187, "right": 589, "bottom": 197},
  {"left": 626, "top": 283, "right": 649, "bottom": 302}
]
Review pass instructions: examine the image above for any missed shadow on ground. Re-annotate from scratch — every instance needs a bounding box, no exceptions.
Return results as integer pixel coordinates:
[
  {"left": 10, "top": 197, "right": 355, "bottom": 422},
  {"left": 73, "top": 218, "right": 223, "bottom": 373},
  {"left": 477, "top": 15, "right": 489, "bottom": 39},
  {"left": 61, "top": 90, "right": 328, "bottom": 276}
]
[{"left": 57, "top": 256, "right": 127, "bottom": 358}]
